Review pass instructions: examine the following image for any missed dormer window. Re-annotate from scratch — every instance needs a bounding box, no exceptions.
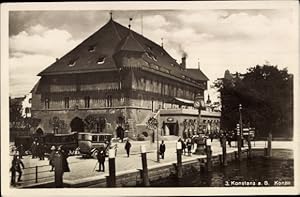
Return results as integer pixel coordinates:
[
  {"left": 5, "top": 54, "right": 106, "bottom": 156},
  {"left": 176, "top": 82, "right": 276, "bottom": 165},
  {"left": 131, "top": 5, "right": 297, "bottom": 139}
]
[
  {"left": 97, "top": 56, "right": 105, "bottom": 64},
  {"left": 152, "top": 55, "right": 157, "bottom": 61},
  {"left": 68, "top": 59, "right": 77, "bottom": 67},
  {"left": 145, "top": 52, "right": 157, "bottom": 62},
  {"left": 88, "top": 45, "right": 96, "bottom": 52}
]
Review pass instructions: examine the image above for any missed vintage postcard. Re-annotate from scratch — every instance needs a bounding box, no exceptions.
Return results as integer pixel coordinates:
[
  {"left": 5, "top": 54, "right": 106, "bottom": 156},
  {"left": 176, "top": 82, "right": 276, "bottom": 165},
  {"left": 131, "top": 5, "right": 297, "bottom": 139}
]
[{"left": 1, "top": 1, "right": 299, "bottom": 196}]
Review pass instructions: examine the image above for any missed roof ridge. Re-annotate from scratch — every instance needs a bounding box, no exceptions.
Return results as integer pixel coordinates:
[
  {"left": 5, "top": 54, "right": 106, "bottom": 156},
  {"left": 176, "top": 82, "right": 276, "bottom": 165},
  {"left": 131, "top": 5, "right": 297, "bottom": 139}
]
[
  {"left": 128, "top": 31, "right": 145, "bottom": 52},
  {"left": 111, "top": 19, "right": 122, "bottom": 41}
]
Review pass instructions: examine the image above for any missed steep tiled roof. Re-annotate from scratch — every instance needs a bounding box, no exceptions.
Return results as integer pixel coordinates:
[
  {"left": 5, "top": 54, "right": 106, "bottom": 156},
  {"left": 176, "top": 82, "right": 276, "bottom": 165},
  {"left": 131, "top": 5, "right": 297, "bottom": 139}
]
[
  {"left": 38, "top": 18, "right": 209, "bottom": 84},
  {"left": 186, "top": 68, "right": 209, "bottom": 81}
]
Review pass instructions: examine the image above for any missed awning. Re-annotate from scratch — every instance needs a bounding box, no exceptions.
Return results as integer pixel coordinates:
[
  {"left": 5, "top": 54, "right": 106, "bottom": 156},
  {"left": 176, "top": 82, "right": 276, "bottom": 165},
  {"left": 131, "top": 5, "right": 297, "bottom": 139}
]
[{"left": 172, "top": 97, "right": 194, "bottom": 106}]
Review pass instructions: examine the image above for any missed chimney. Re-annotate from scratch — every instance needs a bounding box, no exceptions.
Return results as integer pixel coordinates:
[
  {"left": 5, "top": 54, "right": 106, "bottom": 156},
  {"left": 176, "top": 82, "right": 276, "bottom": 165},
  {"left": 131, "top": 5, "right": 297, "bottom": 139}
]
[{"left": 181, "top": 56, "right": 186, "bottom": 68}]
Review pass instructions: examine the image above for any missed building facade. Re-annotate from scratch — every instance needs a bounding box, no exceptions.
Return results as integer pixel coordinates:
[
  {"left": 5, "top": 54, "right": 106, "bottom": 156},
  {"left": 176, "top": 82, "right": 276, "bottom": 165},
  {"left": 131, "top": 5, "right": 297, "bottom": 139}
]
[{"left": 31, "top": 17, "right": 209, "bottom": 139}]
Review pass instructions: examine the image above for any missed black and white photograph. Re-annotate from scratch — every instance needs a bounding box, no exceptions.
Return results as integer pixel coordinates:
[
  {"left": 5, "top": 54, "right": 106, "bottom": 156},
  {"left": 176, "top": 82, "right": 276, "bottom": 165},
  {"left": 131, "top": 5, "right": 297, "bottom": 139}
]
[{"left": 1, "top": 1, "right": 299, "bottom": 196}]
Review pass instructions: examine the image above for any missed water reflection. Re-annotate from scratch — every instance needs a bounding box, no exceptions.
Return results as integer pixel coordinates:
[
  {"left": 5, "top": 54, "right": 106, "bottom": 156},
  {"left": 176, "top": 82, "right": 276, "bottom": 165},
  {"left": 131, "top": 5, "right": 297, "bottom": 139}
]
[{"left": 151, "top": 150, "right": 293, "bottom": 187}]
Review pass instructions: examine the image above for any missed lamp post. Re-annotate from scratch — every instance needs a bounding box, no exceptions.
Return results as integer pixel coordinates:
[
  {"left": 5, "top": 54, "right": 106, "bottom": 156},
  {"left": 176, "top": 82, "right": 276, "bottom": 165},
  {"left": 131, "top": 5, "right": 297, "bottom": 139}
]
[
  {"left": 237, "top": 104, "right": 243, "bottom": 161},
  {"left": 239, "top": 104, "right": 243, "bottom": 146},
  {"left": 157, "top": 126, "right": 160, "bottom": 162}
]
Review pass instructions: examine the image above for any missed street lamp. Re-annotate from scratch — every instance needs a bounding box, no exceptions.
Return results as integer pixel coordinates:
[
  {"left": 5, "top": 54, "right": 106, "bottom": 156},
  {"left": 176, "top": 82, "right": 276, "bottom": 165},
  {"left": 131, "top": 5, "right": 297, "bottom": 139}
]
[{"left": 239, "top": 104, "right": 243, "bottom": 147}]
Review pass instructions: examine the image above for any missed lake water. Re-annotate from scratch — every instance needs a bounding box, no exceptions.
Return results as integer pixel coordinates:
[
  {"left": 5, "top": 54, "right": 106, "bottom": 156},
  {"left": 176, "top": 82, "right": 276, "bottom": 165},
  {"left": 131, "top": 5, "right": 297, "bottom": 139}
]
[{"left": 150, "top": 149, "right": 294, "bottom": 187}]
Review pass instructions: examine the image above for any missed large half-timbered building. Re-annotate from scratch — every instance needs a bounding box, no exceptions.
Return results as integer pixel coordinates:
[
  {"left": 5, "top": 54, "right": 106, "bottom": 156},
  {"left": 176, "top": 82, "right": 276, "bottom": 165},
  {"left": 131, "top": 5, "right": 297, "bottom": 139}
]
[{"left": 31, "top": 17, "right": 210, "bottom": 138}]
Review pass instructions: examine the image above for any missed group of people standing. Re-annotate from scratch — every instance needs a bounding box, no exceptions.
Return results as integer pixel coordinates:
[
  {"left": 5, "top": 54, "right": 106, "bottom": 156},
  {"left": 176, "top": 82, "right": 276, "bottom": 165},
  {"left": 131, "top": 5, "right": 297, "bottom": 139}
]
[
  {"left": 178, "top": 138, "right": 194, "bottom": 156},
  {"left": 31, "top": 140, "right": 47, "bottom": 160}
]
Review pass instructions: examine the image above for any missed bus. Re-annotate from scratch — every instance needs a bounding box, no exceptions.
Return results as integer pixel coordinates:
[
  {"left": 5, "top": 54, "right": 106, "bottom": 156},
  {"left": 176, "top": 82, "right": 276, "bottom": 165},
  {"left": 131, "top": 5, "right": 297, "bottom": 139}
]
[
  {"left": 43, "top": 132, "right": 78, "bottom": 154},
  {"left": 78, "top": 133, "right": 113, "bottom": 158},
  {"left": 14, "top": 132, "right": 78, "bottom": 155}
]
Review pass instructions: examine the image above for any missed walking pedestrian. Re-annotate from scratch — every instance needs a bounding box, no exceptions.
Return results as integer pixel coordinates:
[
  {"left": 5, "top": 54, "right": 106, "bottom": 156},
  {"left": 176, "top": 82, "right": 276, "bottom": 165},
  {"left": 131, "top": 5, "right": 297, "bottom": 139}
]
[
  {"left": 10, "top": 154, "right": 25, "bottom": 185},
  {"left": 49, "top": 146, "right": 56, "bottom": 171},
  {"left": 125, "top": 140, "right": 131, "bottom": 157},
  {"left": 31, "top": 141, "right": 37, "bottom": 159},
  {"left": 96, "top": 147, "right": 106, "bottom": 172},
  {"left": 186, "top": 138, "right": 192, "bottom": 156},
  {"left": 159, "top": 140, "right": 166, "bottom": 159}
]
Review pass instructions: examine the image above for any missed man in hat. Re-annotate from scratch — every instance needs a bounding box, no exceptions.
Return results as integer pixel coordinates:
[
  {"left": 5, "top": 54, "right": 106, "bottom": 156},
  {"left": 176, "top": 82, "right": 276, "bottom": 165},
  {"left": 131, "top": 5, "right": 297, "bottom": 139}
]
[{"left": 10, "top": 154, "right": 25, "bottom": 185}]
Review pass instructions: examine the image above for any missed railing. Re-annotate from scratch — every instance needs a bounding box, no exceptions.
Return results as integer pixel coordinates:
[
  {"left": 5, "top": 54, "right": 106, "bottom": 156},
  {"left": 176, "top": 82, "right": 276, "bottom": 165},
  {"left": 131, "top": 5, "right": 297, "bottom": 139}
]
[{"left": 10, "top": 164, "right": 54, "bottom": 185}]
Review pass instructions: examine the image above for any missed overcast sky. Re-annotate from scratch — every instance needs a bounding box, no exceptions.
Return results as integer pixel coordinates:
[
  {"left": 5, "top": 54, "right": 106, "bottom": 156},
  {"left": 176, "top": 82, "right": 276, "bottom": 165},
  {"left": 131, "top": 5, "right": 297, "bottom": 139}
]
[{"left": 9, "top": 8, "right": 298, "bottom": 101}]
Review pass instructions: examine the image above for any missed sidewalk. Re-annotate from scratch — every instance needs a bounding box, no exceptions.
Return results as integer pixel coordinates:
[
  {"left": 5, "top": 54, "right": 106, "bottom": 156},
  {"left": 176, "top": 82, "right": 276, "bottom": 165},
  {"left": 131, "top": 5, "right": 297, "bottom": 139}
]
[{"left": 12, "top": 140, "right": 293, "bottom": 187}]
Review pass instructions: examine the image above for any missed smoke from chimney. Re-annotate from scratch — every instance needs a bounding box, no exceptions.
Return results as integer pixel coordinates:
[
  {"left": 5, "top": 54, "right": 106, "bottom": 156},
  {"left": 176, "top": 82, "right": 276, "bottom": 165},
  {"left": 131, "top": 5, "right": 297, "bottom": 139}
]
[{"left": 181, "top": 56, "right": 186, "bottom": 68}]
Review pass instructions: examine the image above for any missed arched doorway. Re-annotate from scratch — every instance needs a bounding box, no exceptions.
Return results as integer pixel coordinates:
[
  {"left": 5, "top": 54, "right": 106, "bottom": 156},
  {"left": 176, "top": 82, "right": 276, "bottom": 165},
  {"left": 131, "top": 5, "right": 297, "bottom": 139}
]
[
  {"left": 35, "top": 128, "right": 44, "bottom": 135},
  {"left": 70, "top": 117, "right": 84, "bottom": 132}
]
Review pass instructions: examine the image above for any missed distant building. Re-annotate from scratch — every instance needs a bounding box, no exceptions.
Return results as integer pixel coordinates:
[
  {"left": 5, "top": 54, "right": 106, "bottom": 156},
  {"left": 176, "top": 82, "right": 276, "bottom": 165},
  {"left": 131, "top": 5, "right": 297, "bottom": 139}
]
[
  {"left": 21, "top": 93, "right": 32, "bottom": 118},
  {"left": 31, "top": 17, "right": 209, "bottom": 138}
]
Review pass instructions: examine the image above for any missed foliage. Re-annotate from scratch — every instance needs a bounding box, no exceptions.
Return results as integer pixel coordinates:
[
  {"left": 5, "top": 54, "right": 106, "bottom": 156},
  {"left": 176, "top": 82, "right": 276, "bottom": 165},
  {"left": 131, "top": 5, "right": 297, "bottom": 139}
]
[
  {"left": 9, "top": 97, "right": 41, "bottom": 129},
  {"left": 9, "top": 97, "right": 23, "bottom": 127},
  {"left": 24, "top": 117, "right": 41, "bottom": 128},
  {"left": 146, "top": 117, "right": 158, "bottom": 130},
  {"left": 84, "top": 115, "right": 106, "bottom": 132},
  {"left": 214, "top": 65, "right": 293, "bottom": 137},
  {"left": 49, "top": 116, "right": 65, "bottom": 133}
]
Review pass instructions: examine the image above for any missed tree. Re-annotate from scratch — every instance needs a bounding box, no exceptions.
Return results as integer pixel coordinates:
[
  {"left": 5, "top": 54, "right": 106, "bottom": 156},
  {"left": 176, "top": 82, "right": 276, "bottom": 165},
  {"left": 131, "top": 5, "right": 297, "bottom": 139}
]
[
  {"left": 84, "top": 114, "right": 98, "bottom": 132},
  {"left": 214, "top": 65, "right": 293, "bottom": 138},
  {"left": 49, "top": 116, "right": 65, "bottom": 134},
  {"left": 9, "top": 97, "right": 23, "bottom": 127}
]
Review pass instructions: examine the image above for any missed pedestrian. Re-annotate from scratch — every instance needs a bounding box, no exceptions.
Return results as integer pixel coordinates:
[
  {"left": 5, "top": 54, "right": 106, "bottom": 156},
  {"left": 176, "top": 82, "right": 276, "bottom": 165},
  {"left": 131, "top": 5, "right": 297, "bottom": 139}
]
[
  {"left": 181, "top": 139, "right": 186, "bottom": 155},
  {"left": 116, "top": 126, "right": 125, "bottom": 143},
  {"left": 96, "top": 147, "right": 106, "bottom": 172},
  {"left": 49, "top": 146, "right": 56, "bottom": 171},
  {"left": 186, "top": 138, "right": 192, "bottom": 156},
  {"left": 10, "top": 154, "right": 25, "bottom": 185},
  {"left": 227, "top": 131, "right": 232, "bottom": 147},
  {"left": 18, "top": 144, "right": 24, "bottom": 159},
  {"left": 159, "top": 140, "right": 166, "bottom": 159},
  {"left": 209, "top": 133, "right": 214, "bottom": 142},
  {"left": 40, "top": 143, "right": 46, "bottom": 160},
  {"left": 31, "top": 141, "right": 36, "bottom": 159},
  {"left": 60, "top": 146, "right": 70, "bottom": 173},
  {"left": 110, "top": 143, "right": 118, "bottom": 157},
  {"left": 124, "top": 140, "right": 131, "bottom": 157}
]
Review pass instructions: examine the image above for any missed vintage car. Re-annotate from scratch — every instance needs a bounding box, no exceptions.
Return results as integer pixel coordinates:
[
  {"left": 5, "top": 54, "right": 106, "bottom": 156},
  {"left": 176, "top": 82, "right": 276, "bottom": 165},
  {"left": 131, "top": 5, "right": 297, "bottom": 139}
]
[{"left": 78, "top": 132, "right": 113, "bottom": 158}]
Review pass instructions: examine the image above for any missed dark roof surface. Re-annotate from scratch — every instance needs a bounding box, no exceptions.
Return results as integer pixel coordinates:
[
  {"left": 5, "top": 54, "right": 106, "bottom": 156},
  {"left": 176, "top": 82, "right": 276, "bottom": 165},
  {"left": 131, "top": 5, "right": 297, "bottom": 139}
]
[
  {"left": 39, "top": 18, "right": 208, "bottom": 83},
  {"left": 186, "top": 69, "right": 209, "bottom": 81}
]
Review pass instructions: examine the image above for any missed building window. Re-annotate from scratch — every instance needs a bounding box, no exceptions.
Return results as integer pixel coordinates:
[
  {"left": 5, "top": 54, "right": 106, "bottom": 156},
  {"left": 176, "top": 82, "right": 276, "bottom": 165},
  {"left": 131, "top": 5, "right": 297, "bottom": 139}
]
[
  {"left": 106, "top": 95, "right": 112, "bottom": 107},
  {"left": 28, "top": 98, "right": 32, "bottom": 104},
  {"left": 25, "top": 107, "right": 31, "bottom": 117},
  {"left": 64, "top": 97, "right": 70, "bottom": 109},
  {"left": 45, "top": 98, "right": 50, "bottom": 109},
  {"left": 97, "top": 56, "right": 106, "bottom": 64},
  {"left": 84, "top": 96, "right": 90, "bottom": 108},
  {"left": 88, "top": 45, "right": 96, "bottom": 52},
  {"left": 68, "top": 59, "right": 77, "bottom": 67}
]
